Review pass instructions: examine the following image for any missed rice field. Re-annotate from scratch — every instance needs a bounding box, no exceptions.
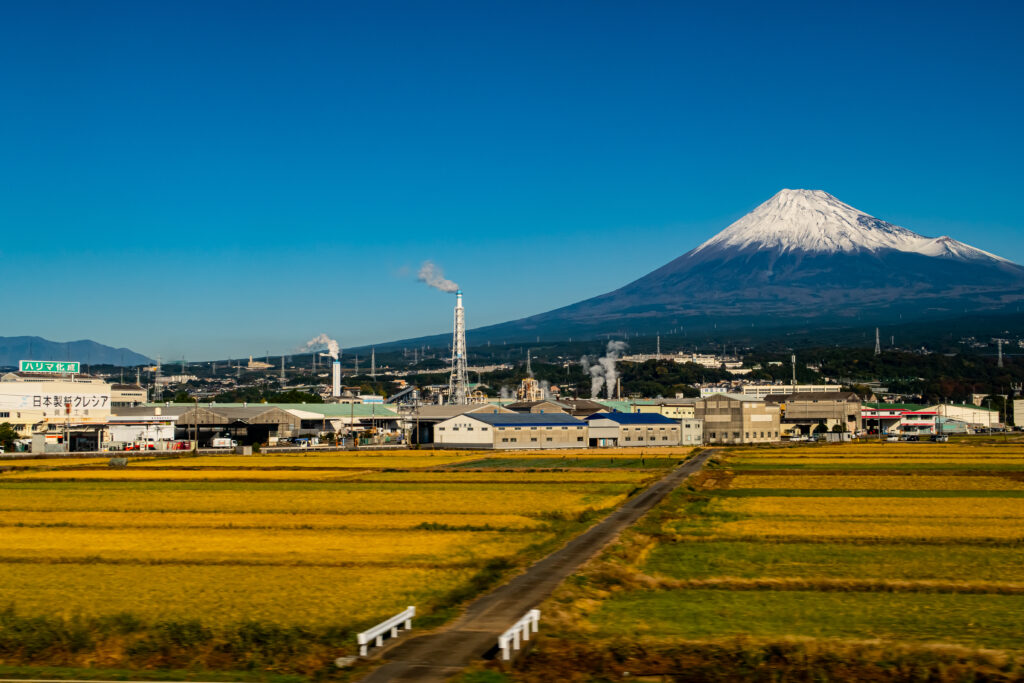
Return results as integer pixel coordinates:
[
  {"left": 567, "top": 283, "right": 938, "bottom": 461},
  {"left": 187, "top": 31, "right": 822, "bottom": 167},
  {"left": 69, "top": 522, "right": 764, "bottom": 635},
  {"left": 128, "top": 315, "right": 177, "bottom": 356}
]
[
  {"left": 0, "top": 447, "right": 667, "bottom": 674},
  {"left": 0, "top": 564, "right": 476, "bottom": 628},
  {"left": 536, "top": 442, "right": 1024, "bottom": 669},
  {"left": 730, "top": 473, "right": 1024, "bottom": 490}
]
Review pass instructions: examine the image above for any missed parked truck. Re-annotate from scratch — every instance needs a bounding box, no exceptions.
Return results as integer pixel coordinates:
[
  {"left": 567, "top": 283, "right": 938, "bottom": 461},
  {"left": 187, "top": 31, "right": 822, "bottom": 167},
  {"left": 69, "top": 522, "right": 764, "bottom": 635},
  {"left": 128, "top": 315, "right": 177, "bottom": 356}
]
[{"left": 210, "top": 437, "right": 238, "bottom": 449}]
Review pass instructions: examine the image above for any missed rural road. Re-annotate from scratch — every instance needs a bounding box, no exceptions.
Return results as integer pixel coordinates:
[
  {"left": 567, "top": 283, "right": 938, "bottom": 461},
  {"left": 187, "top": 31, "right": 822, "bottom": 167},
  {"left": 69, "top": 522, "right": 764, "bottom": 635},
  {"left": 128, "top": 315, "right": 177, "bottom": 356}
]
[{"left": 358, "top": 449, "right": 714, "bottom": 683}]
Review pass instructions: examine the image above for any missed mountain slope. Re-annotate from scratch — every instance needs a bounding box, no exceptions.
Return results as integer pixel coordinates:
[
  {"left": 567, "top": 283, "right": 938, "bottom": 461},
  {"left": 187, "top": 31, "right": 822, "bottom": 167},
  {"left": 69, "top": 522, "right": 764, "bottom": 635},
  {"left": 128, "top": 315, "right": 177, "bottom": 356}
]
[
  {"left": 466, "top": 189, "right": 1024, "bottom": 342},
  {"left": 0, "top": 337, "right": 154, "bottom": 368}
]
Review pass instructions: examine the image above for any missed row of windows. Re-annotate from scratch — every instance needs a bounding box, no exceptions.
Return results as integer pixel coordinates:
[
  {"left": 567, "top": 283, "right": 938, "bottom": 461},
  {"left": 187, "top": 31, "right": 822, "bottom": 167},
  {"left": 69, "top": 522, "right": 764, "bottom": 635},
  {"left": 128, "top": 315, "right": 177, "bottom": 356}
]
[
  {"left": 708, "top": 431, "right": 779, "bottom": 439},
  {"left": 624, "top": 436, "right": 674, "bottom": 441},
  {"left": 501, "top": 437, "right": 586, "bottom": 443}
]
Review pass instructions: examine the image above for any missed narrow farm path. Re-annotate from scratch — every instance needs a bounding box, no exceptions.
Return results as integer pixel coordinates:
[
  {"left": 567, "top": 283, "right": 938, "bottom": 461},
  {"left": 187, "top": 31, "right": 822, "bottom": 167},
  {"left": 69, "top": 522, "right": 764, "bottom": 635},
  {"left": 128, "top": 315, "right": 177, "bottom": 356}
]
[{"left": 358, "top": 449, "right": 715, "bottom": 683}]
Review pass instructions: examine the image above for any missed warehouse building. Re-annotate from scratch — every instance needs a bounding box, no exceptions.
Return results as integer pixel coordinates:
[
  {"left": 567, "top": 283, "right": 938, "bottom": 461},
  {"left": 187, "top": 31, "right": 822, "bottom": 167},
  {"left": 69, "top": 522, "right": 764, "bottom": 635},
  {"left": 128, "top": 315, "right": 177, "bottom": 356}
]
[
  {"left": 433, "top": 412, "right": 587, "bottom": 449},
  {"left": 404, "top": 403, "right": 512, "bottom": 445},
  {"left": 694, "top": 393, "right": 781, "bottom": 445},
  {"left": 764, "top": 391, "right": 862, "bottom": 437},
  {"left": 503, "top": 398, "right": 609, "bottom": 417},
  {"left": 583, "top": 412, "right": 684, "bottom": 447},
  {"left": 633, "top": 398, "right": 698, "bottom": 420}
]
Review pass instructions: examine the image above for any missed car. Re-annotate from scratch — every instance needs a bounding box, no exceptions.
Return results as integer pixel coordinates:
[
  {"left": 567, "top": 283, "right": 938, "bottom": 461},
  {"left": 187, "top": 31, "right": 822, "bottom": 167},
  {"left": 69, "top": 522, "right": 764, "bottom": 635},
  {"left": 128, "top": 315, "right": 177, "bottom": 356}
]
[
  {"left": 930, "top": 434, "right": 949, "bottom": 442},
  {"left": 886, "top": 435, "right": 900, "bottom": 442},
  {"left": 904, "top": 435, "right": 920, "bottom": 442}
]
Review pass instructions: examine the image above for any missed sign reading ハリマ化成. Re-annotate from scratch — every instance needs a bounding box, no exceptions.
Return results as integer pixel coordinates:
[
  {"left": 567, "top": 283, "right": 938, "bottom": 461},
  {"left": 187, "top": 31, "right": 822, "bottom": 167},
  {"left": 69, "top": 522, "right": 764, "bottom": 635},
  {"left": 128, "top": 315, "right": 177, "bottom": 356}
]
[{"left": 19, "top": 360, "right": 80, "bottom": 374}]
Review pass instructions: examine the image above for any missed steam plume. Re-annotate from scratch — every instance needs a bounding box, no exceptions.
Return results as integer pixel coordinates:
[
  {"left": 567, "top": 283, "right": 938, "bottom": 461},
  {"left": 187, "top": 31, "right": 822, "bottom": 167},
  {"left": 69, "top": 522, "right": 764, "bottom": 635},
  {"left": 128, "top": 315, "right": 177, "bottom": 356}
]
[
  {"left": 302, "top": 334, "right": 340, "bottom": 359},
  {"left": 417, "top": 261, "right": 459, "bottom": 293},
  {"left": 583, "top": 340, "right": 627, "bottom": 399}
]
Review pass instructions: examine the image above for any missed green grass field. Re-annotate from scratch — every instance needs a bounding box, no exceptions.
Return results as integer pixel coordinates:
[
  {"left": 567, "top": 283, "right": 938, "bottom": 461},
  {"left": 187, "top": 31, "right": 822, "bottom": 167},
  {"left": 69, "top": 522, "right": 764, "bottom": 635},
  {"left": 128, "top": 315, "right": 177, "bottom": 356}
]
[
  {"left": 645, "top": 541, "right": 1024, "bottom": 582},
  {"left": 524, "top": 444, "right": 1024, "bottom": 681},
  {"left": 589, "top": 589, "right": 1024, "bottom": 649}
]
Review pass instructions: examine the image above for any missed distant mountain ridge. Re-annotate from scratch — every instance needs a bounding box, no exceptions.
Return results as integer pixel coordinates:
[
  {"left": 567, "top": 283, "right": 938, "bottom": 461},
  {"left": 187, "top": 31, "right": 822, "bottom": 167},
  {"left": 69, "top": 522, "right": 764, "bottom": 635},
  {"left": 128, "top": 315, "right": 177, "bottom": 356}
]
[
  {"left": 0, "top": 336, "right": 153, "bottom": 368},
  {"left": 450, "top": 189, "right": 1024, "bottom": 344}
]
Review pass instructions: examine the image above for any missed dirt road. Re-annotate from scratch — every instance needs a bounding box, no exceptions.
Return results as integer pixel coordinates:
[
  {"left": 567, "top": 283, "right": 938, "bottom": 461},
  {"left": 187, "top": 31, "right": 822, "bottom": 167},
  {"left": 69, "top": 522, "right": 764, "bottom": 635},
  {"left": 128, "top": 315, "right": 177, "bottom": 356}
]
[{"left": 358, "top": 450, "right": 713, "bottom": 683}]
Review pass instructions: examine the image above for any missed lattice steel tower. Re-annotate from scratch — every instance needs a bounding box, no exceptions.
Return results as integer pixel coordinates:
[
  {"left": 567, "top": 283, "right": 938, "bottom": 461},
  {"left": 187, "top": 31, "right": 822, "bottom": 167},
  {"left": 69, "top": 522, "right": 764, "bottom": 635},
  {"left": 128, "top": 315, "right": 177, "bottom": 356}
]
[{"left": 448, "top": 290, "right": 469, "bottom": 404}]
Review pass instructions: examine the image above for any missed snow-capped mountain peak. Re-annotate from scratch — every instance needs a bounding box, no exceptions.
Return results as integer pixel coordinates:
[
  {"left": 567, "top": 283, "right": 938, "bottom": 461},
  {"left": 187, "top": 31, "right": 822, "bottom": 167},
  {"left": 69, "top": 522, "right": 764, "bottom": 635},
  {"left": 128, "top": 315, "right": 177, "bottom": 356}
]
[{"left": 692, "top": 188, "right": 1008, "bottom": 263}]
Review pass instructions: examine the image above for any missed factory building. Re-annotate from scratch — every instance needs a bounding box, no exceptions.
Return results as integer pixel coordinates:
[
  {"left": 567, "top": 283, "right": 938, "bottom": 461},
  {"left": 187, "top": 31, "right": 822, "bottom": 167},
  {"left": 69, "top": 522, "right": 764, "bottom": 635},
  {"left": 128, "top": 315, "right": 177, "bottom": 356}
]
[
  {"left": 0, "top": 370, "right": 111, "bottom": 451},
  {"left": 433, "top": 412, "right": 587, "bottom": 449},
  {"left": 700, "top": 384, "right": 845, "bottom": 399},
  {"left": 583, "top": 412, "right": 684, "bottom": 447},
  {"left": 110, "top": 384, "right": 148, "bottom": 407},
  {"left": 404, "top": 404, "right": 512, "bottom": 445},
  {"left": 503, "top": 398, "right": 610, "bottom": 417},
  {"left": 633, "top": 398, "right": 698, "bottom": 420},
  {"left": 112, "top": 402, "right": 403, "bottom": 447},
  {"left": 694, "top": 393, "right": 781, "bottom": 445},
  {"left": 763, "top": 391, "right": 862, "bottom": 437}
]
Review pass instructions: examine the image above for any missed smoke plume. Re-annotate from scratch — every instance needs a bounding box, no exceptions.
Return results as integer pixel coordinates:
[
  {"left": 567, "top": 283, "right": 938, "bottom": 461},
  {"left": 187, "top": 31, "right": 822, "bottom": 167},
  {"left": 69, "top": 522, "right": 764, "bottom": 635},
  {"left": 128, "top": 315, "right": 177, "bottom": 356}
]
[
  {"left": 302, "top": 334, "right": 340, "bottom": 359},
  {"left": 417, "top": 261, "right": 459, "bottom": 293},
  {"left": 582, "top": 340, "right": 627, "bottom": 399},
  {"left": 540, "top": 379, "right": 552, "bottom": 400}
]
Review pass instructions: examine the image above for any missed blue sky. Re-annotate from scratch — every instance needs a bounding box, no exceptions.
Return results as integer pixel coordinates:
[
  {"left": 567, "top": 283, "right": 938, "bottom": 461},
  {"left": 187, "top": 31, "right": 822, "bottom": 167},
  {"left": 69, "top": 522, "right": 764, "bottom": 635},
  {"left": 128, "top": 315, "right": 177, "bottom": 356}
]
[{"left": 2, "top": 0, "right": 1023, "bottom": 361}]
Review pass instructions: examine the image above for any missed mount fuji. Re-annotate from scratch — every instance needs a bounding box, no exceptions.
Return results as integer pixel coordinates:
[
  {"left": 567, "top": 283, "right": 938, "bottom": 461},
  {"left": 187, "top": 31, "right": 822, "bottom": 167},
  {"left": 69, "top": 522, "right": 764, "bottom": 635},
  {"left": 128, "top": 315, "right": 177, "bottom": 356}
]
[{"left": 470, "top": 189, "right": 1024, "bottom": 341}]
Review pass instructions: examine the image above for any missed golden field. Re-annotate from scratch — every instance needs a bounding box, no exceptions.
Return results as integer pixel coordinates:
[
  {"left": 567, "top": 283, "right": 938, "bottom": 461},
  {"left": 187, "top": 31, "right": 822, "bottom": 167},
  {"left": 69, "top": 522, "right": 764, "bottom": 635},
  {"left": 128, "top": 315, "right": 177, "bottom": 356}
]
[
  {"left": 0, "top": 451, "right": 663, "bottom": 673},
  {"left": 717, "top": 495, "right": 1024, "bottom": 520},
  {"left": 0, "top": 468, "right": 375, "bottom": 481},
  {"left": 730, "top": 473, "right": 1024, "bottom": 490},
  {"left": 0, "top": 525, "right": 541, "bottom": 564},
  {"left": 0, "top": 483, "right": 631, "bottom": 515},
  {"left": 0, "top": 563, "right": 475, "bottom": 627},
  {"left": 732, "top": 457, "right": 1024, "bottom": 465},
  {"left": 0, "top": 509, "right": 544, "bottom": 529},
  {"left": 728, "top": 445, "right": 1024, "bottom": 459},
  {"left": 127, "top": 453, "right": 483, "bottom": 468},
  {"left": 0, "top": 457, "right": 117, "bottom": 467}
]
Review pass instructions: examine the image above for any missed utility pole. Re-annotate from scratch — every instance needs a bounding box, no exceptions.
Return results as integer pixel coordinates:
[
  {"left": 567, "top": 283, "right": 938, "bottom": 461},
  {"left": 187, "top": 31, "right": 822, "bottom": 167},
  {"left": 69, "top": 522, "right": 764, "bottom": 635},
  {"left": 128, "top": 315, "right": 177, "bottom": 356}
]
[{"left": 193, "top": 396, "right": 199, "bottom": 453}]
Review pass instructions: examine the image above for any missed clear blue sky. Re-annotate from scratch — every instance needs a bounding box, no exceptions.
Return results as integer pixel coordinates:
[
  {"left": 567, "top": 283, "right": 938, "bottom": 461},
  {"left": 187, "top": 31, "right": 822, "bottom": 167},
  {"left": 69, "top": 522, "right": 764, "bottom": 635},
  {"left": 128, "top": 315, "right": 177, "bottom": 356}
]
[{"left": 2, "top": 0, "right": 1022, "bottom": 361}]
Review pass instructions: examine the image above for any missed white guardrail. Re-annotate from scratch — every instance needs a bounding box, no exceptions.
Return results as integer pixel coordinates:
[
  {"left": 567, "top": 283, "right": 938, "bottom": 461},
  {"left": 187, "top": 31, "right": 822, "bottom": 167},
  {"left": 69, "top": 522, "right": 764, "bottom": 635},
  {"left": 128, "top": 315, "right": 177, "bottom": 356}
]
[
  {"left": 357, "top": 606, "right": 415, "bottom": 657},
  {"left": 497, "top": 609, "right": 540, "bottom": 660}
]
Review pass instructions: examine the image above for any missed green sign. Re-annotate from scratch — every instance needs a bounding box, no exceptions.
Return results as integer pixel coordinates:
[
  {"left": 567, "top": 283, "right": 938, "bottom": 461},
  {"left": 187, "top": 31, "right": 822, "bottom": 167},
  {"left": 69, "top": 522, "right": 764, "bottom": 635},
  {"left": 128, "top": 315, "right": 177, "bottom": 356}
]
[{"left": 19, "top": 360, "right": 80, "bottom": 374}]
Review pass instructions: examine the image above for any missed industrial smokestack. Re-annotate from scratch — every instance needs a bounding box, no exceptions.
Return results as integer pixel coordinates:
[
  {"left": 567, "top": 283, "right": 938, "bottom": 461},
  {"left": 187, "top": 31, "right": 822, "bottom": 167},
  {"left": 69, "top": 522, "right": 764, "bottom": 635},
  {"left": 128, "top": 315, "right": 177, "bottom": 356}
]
[
  {"left": 448, "top": 289, "right": 469, "bottom": 404},
  {"left": 332, "top": 360, "right": 341, "bottom": 398}
]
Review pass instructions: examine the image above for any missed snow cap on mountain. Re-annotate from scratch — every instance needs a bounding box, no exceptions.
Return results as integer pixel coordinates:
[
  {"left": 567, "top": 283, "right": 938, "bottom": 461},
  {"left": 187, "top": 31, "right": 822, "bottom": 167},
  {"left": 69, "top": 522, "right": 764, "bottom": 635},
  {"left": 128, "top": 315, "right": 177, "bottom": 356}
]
[{"left": 693, "top": 189, "right": 1008, "bottom": 263}]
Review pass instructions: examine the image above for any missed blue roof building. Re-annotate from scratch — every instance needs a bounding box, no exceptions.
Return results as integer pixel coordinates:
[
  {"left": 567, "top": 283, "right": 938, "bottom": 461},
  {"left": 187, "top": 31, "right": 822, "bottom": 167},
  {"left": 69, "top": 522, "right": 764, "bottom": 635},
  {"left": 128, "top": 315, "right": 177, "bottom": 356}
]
[{"left": 434, "top": 411, "right": 587, "bottom": 450}]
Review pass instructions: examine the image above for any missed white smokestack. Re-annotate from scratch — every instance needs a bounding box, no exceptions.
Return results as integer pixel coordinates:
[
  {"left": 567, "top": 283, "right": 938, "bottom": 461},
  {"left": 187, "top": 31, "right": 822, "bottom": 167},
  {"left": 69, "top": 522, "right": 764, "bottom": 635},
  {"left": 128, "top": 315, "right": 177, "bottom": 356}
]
[{"left": 332, "top": 360, "right": 341, "bottom": 398}]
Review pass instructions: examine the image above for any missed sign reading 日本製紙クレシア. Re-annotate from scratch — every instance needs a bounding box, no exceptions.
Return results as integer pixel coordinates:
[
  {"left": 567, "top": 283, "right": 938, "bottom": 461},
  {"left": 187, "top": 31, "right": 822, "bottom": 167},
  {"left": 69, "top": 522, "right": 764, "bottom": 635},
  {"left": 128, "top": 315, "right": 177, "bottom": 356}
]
[{"left": 19, "top": 360, "right": 80, "bottom": 374}]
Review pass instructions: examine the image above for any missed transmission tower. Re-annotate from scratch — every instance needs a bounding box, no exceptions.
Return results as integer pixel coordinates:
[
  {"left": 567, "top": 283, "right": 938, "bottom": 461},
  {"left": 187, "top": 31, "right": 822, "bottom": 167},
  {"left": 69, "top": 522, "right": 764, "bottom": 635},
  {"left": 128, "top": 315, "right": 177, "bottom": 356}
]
[
  {"left": 447, "top": 290, "right": 469, "bottom": 404},
  {"left": 525, "top": 349, "right": 532, "bottom": 377},
  {"left": 874, "top": 328, "right": 881, "bottom": 356},
  {"left": 998, "top": 339, "right": 1004, "bottom": 368}
]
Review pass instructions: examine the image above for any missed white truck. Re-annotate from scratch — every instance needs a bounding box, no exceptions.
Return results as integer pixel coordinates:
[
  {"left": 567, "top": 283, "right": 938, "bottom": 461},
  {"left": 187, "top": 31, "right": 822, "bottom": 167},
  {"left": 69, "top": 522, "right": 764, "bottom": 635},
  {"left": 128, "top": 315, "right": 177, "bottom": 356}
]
[{"left": 210, "top": 437, "right": 238, "bottom": 449}]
